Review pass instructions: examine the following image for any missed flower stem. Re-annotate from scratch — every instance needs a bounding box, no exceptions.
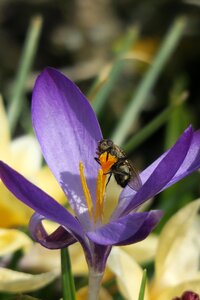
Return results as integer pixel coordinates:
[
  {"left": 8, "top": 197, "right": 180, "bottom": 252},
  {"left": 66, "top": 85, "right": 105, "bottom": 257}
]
[
  {"left": 61, "top": 248, "right": 76, "bottom": 300},
  {"left": 88, "top": 269, "right": 103, "bottom": 300}
]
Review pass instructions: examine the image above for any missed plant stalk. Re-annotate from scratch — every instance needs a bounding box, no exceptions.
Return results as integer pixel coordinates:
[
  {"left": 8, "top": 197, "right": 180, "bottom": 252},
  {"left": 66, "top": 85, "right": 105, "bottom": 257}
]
[
  {"left": 61, "top": 248, "right": 76, "bottom": 300},
  {"left": 88, "top": 269, "right": 104, "bottom": 300}
]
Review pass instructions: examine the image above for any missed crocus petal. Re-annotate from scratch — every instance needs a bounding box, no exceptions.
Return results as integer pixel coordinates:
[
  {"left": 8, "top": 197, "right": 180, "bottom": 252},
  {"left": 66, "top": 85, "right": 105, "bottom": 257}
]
[
  {"left": 0, "top": 161, "right": 84, "bottom": 241},
  {"left": 120, "top": 234, "right": 158, "bottom": 264},
  {"left": 29, "top": 213, "right": 77, "bottom": 249},
  {"left": 10, "top": 135, "right": 42, "bottom": 176},
  {"left": 19, "top": 244, "right": 61, "bottom": 273},
  {"left": 151, "top": 279, "right": 200, "bottom": 300},
  {"left": 0, "top": 267, "right": 59, "bottom": 293},
  {"left": 155, "top": 199, "right": 200, "bottom": 287},
  {"left": 87, "top": 210, "right": 162, "bottom": 245},
  {"left": 0, "top": 229, "right": 32, "bottom": 256},
  {"left": 114, "top": 210, "right": 163, "bottom": 246},
  {"left": 0, "top": 183, "right": 33, "bottom": 227},
  {"left": 117, "top": 126, "right": 193, "bottom": 216},
  {"left": 32, "top": 67, "right": 102, "bottom": 220},
  {"left": 108, "top": 247, "right": 149, "bottom": 300},
  {"left": 138, "top": 129, "right": 200, "bottom": 193},
  {"left": 36, "top": 165, "right": 66, "bottom": 206},
  {"left": 163, "top": 129, "right": 200, "bottom": 189},
  {"left": 20, "top": 243, "right": 88, "bottom": 276},
  {"left": 69, "top": 243, "right": 89, "bottom": 276},
  {"left": 119, "top": 127, "right": 200, "bottom": 214}
]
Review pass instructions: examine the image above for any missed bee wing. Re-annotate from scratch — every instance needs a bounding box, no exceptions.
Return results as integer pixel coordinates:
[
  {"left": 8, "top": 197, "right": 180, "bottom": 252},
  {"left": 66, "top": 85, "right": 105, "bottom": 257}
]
[{"left": 128, "top": 164, "right": 142, "bottom": 191}]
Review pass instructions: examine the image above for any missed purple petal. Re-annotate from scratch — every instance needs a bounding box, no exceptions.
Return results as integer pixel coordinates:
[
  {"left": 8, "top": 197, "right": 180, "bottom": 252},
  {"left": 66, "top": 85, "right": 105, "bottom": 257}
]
[
  {"left": 0, "top": 161, "right": 84, "bottom": 239},
  {"left": 29, "top": 213, "right": 77, "bottom": 249},
  {"left": 87, "top": 211, "right": 162, "bottom": 245},
  {"left": 114, "top": 210, "right": 163, "bottom": 246},
  {"left": 116, "top": 125, "right": 194, "bottom": 217},
  {"left": 32, "top": 68, "right": 102, "bottom": 221},
  {"left": 163, "top": 129, "right": 200, "bottom": 189},
  {"left": 134, "top": 129, "right": 200, "bottom": 192}
]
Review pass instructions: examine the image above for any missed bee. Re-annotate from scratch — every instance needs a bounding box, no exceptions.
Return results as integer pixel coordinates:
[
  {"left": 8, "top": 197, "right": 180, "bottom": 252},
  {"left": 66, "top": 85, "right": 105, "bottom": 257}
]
[{"left": 95, "top": 139, "right": 142, "bottom": 190}]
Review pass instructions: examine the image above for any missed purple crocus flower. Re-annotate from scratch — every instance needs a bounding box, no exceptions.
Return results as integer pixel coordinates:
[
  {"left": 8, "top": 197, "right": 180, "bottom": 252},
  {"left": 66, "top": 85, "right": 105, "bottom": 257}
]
[{"left": 0, "top": 68, "right": 200, "bottom": 297}]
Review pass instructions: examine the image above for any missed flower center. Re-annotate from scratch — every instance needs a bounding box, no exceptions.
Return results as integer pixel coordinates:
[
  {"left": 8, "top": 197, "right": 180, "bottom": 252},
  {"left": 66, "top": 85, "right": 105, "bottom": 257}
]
[{"left": 79, "top": 152, "right": 117, "bottom": 223}]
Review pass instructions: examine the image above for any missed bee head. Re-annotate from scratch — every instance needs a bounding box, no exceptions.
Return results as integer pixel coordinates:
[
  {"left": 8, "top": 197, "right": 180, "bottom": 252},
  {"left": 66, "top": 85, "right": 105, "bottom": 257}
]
[{"left": 98, "top": 139, "right": 113, "bottom": 153}]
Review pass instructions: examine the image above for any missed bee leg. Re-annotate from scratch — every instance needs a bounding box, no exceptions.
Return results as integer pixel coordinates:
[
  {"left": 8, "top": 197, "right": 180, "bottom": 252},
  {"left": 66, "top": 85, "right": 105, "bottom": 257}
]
[
  {"left": 106, "top": 172, "right": 112, "bottom": 187},
  {"left": 94, "top": 157, "right": 100, "bottom": 165},
  {"left": 111, "top": 170, "right": 129, "bottom": 176}
]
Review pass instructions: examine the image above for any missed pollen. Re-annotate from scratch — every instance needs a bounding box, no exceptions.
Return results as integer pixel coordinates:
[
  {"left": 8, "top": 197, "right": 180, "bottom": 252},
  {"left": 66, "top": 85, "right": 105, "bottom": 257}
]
[{"left": 99, "top": 152, "right": 118, "bottom": 174}]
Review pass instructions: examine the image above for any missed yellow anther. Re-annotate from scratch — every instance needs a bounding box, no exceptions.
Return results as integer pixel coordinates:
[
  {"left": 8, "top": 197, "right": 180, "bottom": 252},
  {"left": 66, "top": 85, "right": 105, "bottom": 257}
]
[
  {"left": 95, "top": 168, "right": 107, "bottom": 222},
  {"left": 79, "top": 162, "right": 94, "bottom": 219},
  {"left": 79, "top": 158, "right": 111, "bottom": 224}
]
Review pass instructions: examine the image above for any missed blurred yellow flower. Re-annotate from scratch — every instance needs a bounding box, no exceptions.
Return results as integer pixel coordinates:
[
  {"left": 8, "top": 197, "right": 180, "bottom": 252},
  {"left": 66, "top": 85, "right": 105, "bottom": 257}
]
[
  {"left": 0, "top": 95, "right": 65, "bottom": 228},
  {"left": 0, "top": 267, "right": 59, "bottom": 293},
  {"left": 0, "top": 229, "right": 32, "bottom": 256},
  {"left": 0, "top": 96, "right": 66, "bottom": 292},
  {"left": 150, "top": 199, "right": 200, "bottom": 300},
  {"left": 109, "top": 200, "right": 200, "bottom": 300}
]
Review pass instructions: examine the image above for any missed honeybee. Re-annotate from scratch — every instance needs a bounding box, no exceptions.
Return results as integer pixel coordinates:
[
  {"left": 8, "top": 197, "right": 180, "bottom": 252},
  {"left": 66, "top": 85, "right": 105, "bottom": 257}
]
[{"left": 95, "top": 139, "right": 142, "bottom": 190}]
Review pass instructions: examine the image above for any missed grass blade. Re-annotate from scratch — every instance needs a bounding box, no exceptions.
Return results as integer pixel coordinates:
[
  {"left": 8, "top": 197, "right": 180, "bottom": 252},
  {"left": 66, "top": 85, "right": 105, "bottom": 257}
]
[
  {"left": 8, "top": 15, "right": 43, "bottom": 134},
  {"left": 111, "top": 17, "right": 187, "bottom": 146},
  {"left": 91, "top": 27, "right": 139, "bottom": 115},
  {"left": 123, "top": 89, "right": 187, "bottom": 153}
]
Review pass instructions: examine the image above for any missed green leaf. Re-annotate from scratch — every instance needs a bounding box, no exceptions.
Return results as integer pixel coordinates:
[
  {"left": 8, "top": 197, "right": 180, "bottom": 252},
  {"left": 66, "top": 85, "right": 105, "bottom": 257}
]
[{"left": 61, "top": 248, "right": 76, "bottom": 300}]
